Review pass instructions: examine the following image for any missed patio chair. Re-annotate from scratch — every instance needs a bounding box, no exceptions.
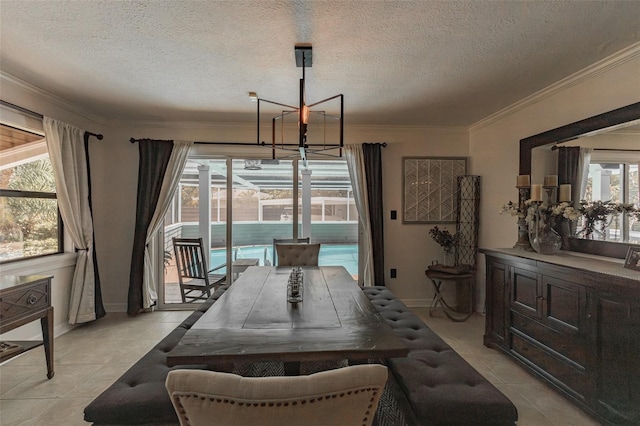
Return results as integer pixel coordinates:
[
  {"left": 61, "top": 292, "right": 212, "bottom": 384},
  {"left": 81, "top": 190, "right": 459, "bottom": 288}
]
[
  {"left": 165, "top": 364, "right": 388, "bottom": 426},
  {"left": 276, "top": 243, "right": 321, "bottom": 267},
  {"left": 172, "top": 237, "right": 226, "bottom": 303},
  {"left": 272, "top": 237, "right": 309, "bottom": 266}
]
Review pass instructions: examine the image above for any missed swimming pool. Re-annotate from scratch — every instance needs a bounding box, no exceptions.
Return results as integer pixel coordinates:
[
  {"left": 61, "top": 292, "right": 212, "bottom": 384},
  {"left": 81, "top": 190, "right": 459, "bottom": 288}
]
[{"left": 210, "top": 243, "right": 358, "bottom": 275}]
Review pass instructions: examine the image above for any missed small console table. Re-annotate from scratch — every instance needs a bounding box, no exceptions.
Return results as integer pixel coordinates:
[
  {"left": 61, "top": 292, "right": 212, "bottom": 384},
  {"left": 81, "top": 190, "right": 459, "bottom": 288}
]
[{"left": 0, "top": 275, "right": 54, "bottom": 379}]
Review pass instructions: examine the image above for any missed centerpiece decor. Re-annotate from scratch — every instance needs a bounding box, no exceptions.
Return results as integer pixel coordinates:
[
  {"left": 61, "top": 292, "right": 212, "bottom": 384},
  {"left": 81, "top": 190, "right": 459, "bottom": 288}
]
[
  {"left": 429, "top": 226, "right": 458, "bottom": 266},
  {"left": 287, "top": 267, "right": 304, "bottom": 303}
]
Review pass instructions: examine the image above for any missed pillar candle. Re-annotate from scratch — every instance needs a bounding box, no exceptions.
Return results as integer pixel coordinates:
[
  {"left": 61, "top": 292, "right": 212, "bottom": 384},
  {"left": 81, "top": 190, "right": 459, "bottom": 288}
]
[
  {"left": 517, "top": 175, "right": 530, "bottom": 187},
  {"left": 559, "top": 184, "right": 572, "bottom": 202},
  {"left": 530, "top": 184, "right": 543, "bottom": 201},
  {"left": 544, "top": 175, "right": 558, "bottom": 187}
]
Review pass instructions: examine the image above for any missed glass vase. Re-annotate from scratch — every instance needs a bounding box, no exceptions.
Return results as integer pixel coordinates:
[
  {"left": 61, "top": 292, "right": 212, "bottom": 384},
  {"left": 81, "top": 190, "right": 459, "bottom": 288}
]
[
  {"left": 442, "top": 246, "right": 456, "bottom": 266},
  {"left": 529, "top": 220, "right": 562, "bottom": 255}
]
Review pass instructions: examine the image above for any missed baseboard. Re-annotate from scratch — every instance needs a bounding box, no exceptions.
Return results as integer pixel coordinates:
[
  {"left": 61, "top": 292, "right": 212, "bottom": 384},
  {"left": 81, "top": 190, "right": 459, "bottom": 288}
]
[
  {"left": 103, "top": 303, "right": 128, "bottom": 313},
  {"left": 400, "top": 298, "right": 431, "bottom": 308}
]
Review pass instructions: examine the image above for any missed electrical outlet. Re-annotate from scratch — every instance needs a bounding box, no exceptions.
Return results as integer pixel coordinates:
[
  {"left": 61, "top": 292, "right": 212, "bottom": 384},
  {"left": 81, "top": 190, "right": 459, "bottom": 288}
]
[
  {"left": 390, "top": 268, "right": 397, "bottom": 278},
  {"left": 391, "top": 210, "right": 397, "bottom": 220}
]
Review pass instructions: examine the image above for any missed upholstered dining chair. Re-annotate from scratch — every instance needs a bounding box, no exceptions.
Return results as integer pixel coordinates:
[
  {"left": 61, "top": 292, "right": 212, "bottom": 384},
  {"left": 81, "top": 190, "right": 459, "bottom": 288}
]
[
  {"left": 165, "top": 364, "right": 388, "bottom": 426},
  {"left": 172, "top": 237, "right": 226, "bottom": 303},
  {"left": 275, "top": 243, "right": 321, "bottom": 267},
  {"left": 271, "top": 237, "right": 310, "bottom": 265}
]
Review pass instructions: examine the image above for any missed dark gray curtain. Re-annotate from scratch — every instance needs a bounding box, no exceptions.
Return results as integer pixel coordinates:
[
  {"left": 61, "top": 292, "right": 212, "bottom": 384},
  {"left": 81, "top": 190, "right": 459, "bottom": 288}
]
[
  {"left": 83, "top": 132, "right": 106, "bottom": 319},
  {"left": 557, "top": 146, "right": 581, "bottom": 203},
  {"left": 557, "top": 146, "right": 581, "bottom": 248},
  {"left": 127, "top": 139, "right": 174, "bottom": 315},
  {"left": 362, "top": 143, "right": 385, "bottom": 286}
]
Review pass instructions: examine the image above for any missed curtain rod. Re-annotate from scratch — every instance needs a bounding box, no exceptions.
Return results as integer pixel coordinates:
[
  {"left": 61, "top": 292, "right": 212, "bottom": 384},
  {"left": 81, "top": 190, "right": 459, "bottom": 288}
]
[
  {"left": 1, "top": 99, "right": 103, "bottom": 140},
  {"left": 551, "top": 145, "right": 640, "bottom": 152},
  {"left": 129, "top": 138, "right": 387, "bottom": 148}
]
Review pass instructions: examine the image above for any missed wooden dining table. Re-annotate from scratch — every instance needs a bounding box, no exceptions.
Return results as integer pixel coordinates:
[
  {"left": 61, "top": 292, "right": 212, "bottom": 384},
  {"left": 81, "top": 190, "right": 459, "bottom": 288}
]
[{"left": 166, "top": 266, "right": 408, "bottom": 373}]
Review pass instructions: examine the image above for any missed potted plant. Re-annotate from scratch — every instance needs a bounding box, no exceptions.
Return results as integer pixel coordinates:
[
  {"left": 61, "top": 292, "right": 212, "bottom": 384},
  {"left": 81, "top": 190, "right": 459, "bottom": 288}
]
[{"left": 429, "top": 226, "right": 458, "bottom": 266}]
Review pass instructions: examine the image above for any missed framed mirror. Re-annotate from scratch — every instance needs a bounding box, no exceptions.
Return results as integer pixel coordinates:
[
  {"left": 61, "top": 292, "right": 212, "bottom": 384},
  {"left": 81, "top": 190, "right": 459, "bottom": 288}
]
[{"left": 519, "top": 102, "right": 640, "bottom": 258}]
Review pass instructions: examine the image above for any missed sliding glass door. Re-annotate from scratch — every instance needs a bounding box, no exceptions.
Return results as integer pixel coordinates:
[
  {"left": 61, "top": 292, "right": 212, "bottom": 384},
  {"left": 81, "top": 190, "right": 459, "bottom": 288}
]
[{"left": 160, "top": 157, "right": 357, "bottom": 308}]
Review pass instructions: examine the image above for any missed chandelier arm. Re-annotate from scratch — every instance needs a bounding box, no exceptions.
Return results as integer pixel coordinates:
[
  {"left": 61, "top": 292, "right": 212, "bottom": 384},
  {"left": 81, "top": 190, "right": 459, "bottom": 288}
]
[
  {"left": 259, "top": 98, "right": 298, "bottom": 110},
  {"left": 306, "top": 94, "right": 343, "bottom": 108}
]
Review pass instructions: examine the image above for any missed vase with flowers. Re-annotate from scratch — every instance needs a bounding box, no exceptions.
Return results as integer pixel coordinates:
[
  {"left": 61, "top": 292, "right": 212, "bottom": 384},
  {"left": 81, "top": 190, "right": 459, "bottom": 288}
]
[
  {"left": 577, "top": 200, "right": 614, "bottom": 239},
  {"left": 577, "top": 200, "right": 638, "bottom": 240},
  {"left": 526, "top": 202, "right": 579, "bottom": 254},
  {"left": 429, "top": 226, "right": 458, "bottom": 266},
  {"left": 502, "top": 199, "right": 580, "bottom": 254}
]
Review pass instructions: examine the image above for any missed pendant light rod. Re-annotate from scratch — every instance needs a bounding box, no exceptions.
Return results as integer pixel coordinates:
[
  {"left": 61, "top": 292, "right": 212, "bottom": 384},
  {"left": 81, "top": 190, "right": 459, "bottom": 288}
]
[{"left": 256, "top": 44, "right": 343, "bottom": 160}]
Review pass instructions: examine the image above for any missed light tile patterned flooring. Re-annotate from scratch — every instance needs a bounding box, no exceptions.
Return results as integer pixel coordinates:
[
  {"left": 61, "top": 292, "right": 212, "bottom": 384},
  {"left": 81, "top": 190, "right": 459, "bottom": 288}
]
[{"left": 0, "top": 307, "right": 602, "bottom": 425}]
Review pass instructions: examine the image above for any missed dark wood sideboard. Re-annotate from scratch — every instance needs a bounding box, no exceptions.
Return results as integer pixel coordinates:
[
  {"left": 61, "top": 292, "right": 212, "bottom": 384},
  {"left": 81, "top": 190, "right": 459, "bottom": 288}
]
[
  {"left": 0, "top": 275, "right": 54, "bottom": 379},
  {"left": 482, "top": 248, "right": 639, "bottom": 426}
]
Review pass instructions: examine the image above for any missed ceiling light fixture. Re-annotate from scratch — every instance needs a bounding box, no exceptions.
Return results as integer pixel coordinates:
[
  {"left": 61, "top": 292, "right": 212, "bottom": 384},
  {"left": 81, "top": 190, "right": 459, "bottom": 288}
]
[{"left": 256, "top": 45, "right": 344, "bottom": 163}]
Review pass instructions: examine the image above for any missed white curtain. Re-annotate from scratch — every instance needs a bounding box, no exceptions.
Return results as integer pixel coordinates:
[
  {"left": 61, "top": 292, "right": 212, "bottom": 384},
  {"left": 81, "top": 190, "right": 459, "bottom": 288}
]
[
  {"left": 44, "top": 117, "right": 96, "bottom": 324},
  {"left": 345, "top": 145, "right": 374, "bottom": 286},
  {"left": 142, "top": 141, "right": 193, "bottom": 308},
  {"left": 578, "top": 148, "right": 593, "bottom": 200}
]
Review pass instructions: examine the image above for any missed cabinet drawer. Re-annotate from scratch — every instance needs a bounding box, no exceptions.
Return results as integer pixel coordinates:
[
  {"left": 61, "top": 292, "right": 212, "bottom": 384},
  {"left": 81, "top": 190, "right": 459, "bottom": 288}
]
[
  {"left": 512, "top": 334, "right": 592, "bottom": 401},
  {"left": 512, "top": 311, "right": 587, "bottom": 366},
  {"left": 0, "top": 281, "right": 50, "bottom": 323}
]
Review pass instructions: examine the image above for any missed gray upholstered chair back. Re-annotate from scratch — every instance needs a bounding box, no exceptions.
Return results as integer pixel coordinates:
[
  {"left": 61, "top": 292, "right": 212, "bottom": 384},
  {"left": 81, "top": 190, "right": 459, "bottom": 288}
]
[
  {"left": 275, "top": 243, "right": 321, "bottom": 266},
  {"left": 272, "top": 237, "right": 310, "bottom": 265},
  {"left": 166, "top": 364, "right": 388, "bottom": 426}
]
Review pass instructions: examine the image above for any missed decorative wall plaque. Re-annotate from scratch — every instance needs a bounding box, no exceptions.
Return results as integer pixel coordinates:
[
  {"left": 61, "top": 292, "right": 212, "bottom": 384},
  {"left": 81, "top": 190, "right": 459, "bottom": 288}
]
[{"left": 402, "top": 157, "right": 467, "bottom": 223}]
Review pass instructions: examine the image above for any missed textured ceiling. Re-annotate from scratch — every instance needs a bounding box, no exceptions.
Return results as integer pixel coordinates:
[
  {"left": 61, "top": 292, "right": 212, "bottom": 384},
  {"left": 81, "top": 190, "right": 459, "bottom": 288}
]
[{"left": 1, "top": 0, "right": 639, "bottom": 127}]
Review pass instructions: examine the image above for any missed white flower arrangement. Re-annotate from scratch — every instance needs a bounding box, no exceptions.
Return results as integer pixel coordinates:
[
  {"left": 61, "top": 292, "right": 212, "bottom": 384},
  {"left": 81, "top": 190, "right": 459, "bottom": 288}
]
[{"left": 502, "top": 200, "right": 580, "bottom": 227}]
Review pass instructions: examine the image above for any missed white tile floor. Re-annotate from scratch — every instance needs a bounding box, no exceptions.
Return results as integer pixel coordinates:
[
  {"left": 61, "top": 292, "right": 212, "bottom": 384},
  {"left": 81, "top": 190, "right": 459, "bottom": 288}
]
[{"left": 0, "top": 307, "right": 602, "bottom": 425}]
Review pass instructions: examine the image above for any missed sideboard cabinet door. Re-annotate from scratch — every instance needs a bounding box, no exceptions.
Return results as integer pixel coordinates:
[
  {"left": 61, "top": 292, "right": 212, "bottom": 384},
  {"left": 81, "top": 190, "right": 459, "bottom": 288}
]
[
  {"left": 588, "top": 290, "right": 640, "bottom": 425},
  {"left": 510, "top": 266, "right": 541, "bottom": 320},
  {"left": 484, "top": 258, "right": 509, "bottom": 349}
]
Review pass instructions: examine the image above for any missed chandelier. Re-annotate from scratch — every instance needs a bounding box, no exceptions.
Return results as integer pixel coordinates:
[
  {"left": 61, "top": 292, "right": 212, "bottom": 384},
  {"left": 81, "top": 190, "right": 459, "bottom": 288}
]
[{"left": 256, "top": 45, "right": 344, "bottom": 163}]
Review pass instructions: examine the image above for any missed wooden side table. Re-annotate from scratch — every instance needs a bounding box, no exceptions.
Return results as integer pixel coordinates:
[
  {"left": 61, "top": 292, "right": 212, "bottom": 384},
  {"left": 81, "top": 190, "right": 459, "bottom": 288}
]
[
  {"left": 0, "top": 275, "right": 54, "bottom": 379},
  {"left": 425, "top": 269, "right": 474, "bottom": 322}
]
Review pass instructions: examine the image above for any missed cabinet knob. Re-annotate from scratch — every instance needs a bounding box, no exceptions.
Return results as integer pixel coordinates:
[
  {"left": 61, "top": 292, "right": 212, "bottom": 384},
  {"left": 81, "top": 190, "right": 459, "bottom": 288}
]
[{"left": 27, "top": 294, "right": 38, "bottom": 305}]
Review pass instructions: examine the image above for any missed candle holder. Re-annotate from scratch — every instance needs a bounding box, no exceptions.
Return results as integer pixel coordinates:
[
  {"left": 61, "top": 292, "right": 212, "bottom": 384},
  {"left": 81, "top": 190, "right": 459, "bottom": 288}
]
[
  {"left": 514, "top": 186, "right": 533, "bottom": 251},
  {"left": 287, "top": 267, "right": 304, "bottom": 303},
  {"left": 543, "top": 185, "right": 557, "bottom": 206}
]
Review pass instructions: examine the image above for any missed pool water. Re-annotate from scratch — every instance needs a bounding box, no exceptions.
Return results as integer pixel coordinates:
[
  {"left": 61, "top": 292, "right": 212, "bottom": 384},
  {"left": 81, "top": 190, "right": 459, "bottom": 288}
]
[{"left": 210, "top": 244, "right": 358, "bottom": 275}]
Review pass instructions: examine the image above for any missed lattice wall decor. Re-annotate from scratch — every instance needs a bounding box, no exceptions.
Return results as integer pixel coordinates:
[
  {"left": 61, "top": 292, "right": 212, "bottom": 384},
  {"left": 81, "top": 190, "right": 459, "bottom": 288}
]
[
  {"left": 455, "top": 175, "right": 480, "bottom": 268},
  {"left": 402, "top": 157, "right": 467, "bottom": 223}
]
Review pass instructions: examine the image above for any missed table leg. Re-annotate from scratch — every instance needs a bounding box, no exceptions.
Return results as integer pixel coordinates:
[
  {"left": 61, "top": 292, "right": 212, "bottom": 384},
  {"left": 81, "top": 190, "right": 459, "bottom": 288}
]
[
  {"left": 40, "top": 307, "right": 54, "bottom": 379},
  {"left": 284, "top": 361, "right": 301, "bottom": 376},
  {"left": 209, "top": 361, "right": 234, "bottom": 373}
]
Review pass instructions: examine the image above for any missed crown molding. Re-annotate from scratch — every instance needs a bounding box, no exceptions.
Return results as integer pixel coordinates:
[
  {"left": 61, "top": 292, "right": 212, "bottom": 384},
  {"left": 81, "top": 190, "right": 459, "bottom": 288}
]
[
  {"left": 0, "top": 71, "right": 107, "bottom": 126},
  {"left": 111, "top": 117, "right": 468, "bottom": 135},
  {"left": 468, "top": 41, "right": 640, "bottom": 132}
]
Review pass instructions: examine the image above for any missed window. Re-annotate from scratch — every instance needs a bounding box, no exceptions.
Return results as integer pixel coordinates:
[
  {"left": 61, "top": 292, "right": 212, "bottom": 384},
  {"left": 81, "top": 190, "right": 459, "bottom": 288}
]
[
  {"left": 583, "top": 151, "right": 639, "bottom": 242},
  {"left": 0, "top": 123, "right": 62, "bottom": 262}
]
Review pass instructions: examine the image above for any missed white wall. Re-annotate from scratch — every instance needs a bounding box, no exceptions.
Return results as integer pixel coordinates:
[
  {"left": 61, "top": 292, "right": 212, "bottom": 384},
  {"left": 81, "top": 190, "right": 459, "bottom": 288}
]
[{"left": 469, "top": 50, "right": 640, "bottom": 311}]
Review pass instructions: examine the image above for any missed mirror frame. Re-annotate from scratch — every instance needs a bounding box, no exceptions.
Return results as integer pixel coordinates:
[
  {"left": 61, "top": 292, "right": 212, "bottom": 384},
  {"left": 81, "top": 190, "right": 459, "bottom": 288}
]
[{"left": 519, "top": 101, "right": 640, "bottom": 258}]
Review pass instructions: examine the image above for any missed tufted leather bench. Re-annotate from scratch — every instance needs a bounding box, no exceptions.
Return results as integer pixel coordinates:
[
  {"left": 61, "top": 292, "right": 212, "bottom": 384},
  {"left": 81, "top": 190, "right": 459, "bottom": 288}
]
[
  {"left": 84, "top": 286, "right": 229, "bottom": 425},
  {"left": 363, "top": 286, "right": 518, "bottom": 425}
]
